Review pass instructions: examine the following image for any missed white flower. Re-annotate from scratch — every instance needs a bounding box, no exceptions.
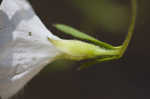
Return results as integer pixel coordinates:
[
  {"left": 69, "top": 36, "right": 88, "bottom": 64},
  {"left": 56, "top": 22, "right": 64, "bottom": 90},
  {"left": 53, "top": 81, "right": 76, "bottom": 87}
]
[{"left": 0, "top": 0, "right": 61, "bottom": 98}]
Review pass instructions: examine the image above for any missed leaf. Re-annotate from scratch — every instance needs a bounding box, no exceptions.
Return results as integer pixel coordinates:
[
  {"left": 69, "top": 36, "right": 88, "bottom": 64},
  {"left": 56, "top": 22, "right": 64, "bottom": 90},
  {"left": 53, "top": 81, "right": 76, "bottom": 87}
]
[{"left": 53, "top": 24, "right": 116, "bottom": 49}]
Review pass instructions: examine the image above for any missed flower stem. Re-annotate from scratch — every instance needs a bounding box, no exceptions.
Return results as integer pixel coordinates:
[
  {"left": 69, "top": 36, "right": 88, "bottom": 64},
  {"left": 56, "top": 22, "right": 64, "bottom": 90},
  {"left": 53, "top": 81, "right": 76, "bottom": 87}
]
[{"left": 119, "top": 0, "right": 137, "bottom": 57}]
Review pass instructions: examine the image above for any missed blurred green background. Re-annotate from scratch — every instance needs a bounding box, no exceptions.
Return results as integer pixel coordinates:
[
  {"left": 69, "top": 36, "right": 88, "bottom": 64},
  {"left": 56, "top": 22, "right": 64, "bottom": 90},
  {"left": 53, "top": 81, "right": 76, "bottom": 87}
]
[{"left": 13, "top": 0, "right": 150, "bottom": 99}]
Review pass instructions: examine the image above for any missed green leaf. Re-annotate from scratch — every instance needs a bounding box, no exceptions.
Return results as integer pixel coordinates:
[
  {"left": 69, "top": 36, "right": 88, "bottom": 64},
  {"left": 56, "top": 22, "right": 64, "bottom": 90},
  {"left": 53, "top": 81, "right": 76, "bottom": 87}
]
[{"left": 53, "top": 24, "right": 116, "bottom": 50}]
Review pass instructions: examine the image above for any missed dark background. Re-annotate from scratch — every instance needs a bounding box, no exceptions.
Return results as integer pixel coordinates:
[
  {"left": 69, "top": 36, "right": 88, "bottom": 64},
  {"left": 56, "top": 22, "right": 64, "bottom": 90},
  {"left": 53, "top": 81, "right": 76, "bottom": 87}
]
[{"left": 12, "top": 0, "right": 150, "bottom": 99}]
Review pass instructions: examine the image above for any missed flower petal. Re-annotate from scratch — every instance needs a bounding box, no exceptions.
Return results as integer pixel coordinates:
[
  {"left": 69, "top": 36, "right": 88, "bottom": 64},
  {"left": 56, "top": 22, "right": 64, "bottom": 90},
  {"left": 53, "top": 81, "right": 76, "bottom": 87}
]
[{"left": 0, "top": 0, "right": 60, "bottom": 98}]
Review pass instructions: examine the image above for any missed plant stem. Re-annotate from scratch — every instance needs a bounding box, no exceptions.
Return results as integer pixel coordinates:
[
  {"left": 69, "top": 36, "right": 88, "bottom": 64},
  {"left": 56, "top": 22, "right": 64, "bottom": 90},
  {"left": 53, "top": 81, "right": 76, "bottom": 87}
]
[{"left": 119, "top": 0, "right": 137, "bottom": 57}]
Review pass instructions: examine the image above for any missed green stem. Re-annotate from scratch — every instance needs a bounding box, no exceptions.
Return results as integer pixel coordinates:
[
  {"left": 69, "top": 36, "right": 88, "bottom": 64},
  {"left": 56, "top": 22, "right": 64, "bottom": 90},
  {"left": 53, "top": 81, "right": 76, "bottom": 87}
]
[{"left": 119, "top": 0, "right": 137, "bottom": 57}]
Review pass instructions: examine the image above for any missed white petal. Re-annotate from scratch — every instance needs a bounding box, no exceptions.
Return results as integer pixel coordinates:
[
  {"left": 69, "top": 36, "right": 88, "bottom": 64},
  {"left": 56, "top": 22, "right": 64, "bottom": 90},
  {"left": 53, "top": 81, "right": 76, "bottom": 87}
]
[{"left": 0, "top": 0, "right": 61, "bottom": 98}]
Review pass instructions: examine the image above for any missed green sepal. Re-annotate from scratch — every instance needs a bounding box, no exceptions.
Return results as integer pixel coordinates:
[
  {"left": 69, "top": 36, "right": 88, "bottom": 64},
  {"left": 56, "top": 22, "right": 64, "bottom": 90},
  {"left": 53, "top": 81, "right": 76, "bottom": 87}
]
[
  {"left": 48, "top": 37, "right": 120, "bottom": 61},
  {"left": 53, "top": 24, "right": 116, "bottom": 50},
  {"left": 78, "top": 56, "right": 119, "bottom": 70}
]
